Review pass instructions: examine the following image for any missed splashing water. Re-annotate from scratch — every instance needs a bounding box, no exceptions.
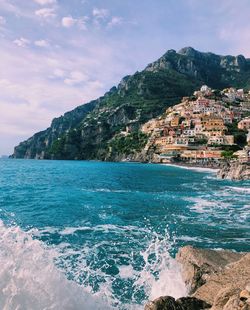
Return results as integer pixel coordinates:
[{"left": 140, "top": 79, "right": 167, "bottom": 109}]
[
  {"left": 0, "top": 220, "right": 111, "bottom": 310},
  {"left": 0, "top": 221, "right": 186, "bottom": 310}
]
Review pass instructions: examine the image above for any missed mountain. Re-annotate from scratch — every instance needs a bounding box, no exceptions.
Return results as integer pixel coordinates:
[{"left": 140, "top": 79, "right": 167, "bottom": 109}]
[{"left": 12, "top": 47, "right": 250, "bottom": 160}]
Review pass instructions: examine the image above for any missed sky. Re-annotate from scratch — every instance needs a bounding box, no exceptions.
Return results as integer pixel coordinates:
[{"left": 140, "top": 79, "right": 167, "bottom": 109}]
[{"left": 0, "top": 0, "right": 250, "bottom": 155}]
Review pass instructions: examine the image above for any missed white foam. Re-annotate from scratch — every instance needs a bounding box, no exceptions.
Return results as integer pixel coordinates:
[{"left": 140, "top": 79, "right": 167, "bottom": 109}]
[
  {"left": 119, "top": 265, "right": 135, "bottom": 278},
  {"left": 226, "top": 186, "right": 250, "bottom": 194},
  {"left": 0, "top": 220, "right": 188, "bottom": 309},
  {"left": 186, "top": 197, "right": 231, "bottom": 213},
  {"left": 81, "top": 188, "right": 135, "bottom": 193},
  {"left": 164, "top": 163, "right": 218, "bottom": 173},
  {"left": 0, "top": 220, "right": 111, "bottom": 310},
  {"left": 134, "top": 232, "right": 187, "bottom": 301}
]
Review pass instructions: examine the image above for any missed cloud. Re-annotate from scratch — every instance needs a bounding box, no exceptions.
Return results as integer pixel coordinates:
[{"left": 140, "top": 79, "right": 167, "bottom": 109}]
[
  {"left": 53, "top": 69, "right": 65, "bottom": 78},
  {"left": 92, "top": 8, "right": 109, "bottom": 20},
  {"left": 61, "top": 16, "right": 77, "bottom": 28},
  {"left": 0, "top": 16, "right": 6, "bottom": 25},
  {"left": 35, "top": 8, "right": 56, "bottom": 18},
  {"left": 0, "top": 0, "right": 20, "bottom": 15},
  {"left": 34, "top": 39, "right": 50, "bottom": 47},
  {"left": 13, "top": 37, "right": 30, "bottom": 48},
  {"left": 61, "top": 16, "right": 88, "bottom": 30},
  {"left": 107, "top": 16, "right": 123, "bottom": 28},
  {"left": 34, "top": 0, "right": 57, "bottom": 5},
  {"left": 0, "top": 38, "right": 114, "bottom": 153},
  {"left": 64, "top": 71, "right": 89, "bottom": 85}
]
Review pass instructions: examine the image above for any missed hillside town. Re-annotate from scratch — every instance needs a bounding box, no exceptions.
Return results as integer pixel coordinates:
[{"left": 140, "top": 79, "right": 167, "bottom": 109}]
[{"left": 141, "top": 86, "right": 250, "bottom": 165}]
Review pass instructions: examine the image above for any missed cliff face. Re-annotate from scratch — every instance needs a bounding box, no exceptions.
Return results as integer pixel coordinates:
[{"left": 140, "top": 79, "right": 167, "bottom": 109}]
[
  {"left": 12, "top": 101, "right": 97, "bottom": 159},
  {"left": 12, "top": 47, "right": 250, "bottom": 160}
]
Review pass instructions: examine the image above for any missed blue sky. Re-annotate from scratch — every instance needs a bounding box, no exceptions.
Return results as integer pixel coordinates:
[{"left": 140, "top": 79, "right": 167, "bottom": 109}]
[{"left": 0, "top": 0, "right": 250, "bottom": 155}]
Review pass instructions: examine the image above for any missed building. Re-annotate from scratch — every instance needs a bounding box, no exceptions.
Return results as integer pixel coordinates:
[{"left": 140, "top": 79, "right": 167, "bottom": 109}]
[
  {"left": 208, "top": 135, "right": 234, "bottom": 145},
  {"left": 181, "top": 149, "right": 222, "bottom": 160},
  {"left": 238, "top": 117, "right": 250, "bottom": 130},
  {"left": 201, "top": 116, "right": 227, "bottom": 132},
  {"left": 170, "top": 116, "right": 180, "bottom": 127}
]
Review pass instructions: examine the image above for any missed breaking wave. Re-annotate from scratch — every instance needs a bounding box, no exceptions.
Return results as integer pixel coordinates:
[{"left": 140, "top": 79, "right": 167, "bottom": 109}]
[{"left": 0, "top": 221, "right": 186, "bottom": 310}]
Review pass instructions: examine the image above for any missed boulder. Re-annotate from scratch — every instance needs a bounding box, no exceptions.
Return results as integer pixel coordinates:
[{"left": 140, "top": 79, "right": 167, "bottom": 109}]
[
  {"left": 145, "top": 296, "right": 181, "bottom": 310},
  {"left": 194, "top": 254, "right": 250, "bottom": 307},
  {"left": 176, "top": 246, "right": 243, "bottom": 294},
  {"left": 144, "top": 296, "right": 211, "bottom": 310},
  {"left": 145, "top": 247, "right": 250, "bottom": 310}
]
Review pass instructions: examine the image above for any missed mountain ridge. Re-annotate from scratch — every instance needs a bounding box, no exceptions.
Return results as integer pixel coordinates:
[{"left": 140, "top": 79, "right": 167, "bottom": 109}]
[{"left": 12, "top": 47, "right": 250, "bottom": 160}]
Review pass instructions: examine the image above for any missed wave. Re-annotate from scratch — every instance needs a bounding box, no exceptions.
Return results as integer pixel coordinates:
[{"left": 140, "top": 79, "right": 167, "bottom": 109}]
[
  {"left": 136, "top": 232, "right": 187, "bottom": 301},
  {"left": 163, "top": 163, "right": 218, "bottom": 174},
  {"left": 0, "top": 221, "right": 187, "bottom": 309},
  {"left": 226, "top": 186, "right": 250, "bottom": 194},
  {"left": 0, "top": 220, "right": 111, "bottom": 310},
  {"left": 185, "top": 197, "right": 231, "bottom": 213},
  {"left": 81, "top": 188, "right": 137, "bottom": 193}
]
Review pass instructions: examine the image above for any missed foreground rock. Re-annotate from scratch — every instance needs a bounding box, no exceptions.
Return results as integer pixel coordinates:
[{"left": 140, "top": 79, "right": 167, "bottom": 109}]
[
  {"left": 145, "top": 296, "right": 211, "bottom": 309},
  {"left": 145, "top": 246, "right": 250, "bottom": 310},
  {"left": 217, "top": 161, "right": 250, "bottom": 180},
  {"left": 176, "top": 246, "right": 243, "bottom": 294}
]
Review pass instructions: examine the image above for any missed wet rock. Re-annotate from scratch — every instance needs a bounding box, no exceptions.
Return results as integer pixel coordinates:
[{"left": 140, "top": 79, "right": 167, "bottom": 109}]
[
  {"left": 144, "top": 296, "right": 211, "bottom": 310},
  {"left": 145, "top": 247, "right": 250, "bottom": 310},
  {"left": 177, "top": 297, "right": 211, "bottom": 309},
  {"left": 144, "top": 296, "right": 182, "bottom": 310}
]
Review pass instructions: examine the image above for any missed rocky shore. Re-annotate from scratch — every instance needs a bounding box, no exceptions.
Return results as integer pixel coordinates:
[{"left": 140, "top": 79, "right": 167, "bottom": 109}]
[
  {"left": 217, "top": 161, "right": 250, "bottom": 181},
  {"left": 145, "top": 246, "right": 250, "bottom": 310},
  {"left": 163, "top": 160, "right": 250, "bottom": 181}
]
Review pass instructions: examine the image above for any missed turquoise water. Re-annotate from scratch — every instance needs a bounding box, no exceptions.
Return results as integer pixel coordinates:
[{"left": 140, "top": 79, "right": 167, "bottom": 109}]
[{"left": 0, "top": 159, "right": 249, "bottom": 309}]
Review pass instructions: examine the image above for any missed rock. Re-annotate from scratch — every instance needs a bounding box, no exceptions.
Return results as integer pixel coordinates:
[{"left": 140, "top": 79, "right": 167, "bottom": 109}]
[
  {"left": 176, "top": 297, "right": 211, "bottom": 309},
  {"left": 176, "top": 246, "right": 243, "bottom": 294},
  {"left": 217, "top": 161, "right": 250, "bottom": 180},
  {"left": 145, "top": 247, "right": 250, "bottom": 310},
  {"left": 144, "top": 296, "right": 211, "bottom": 310},
  {"left": 144, "top": 296, "right": 182, "bottom": 310},
  {"left": 193, "top": 253, "right": 250, "bottom": 306},
  {"left": 240, "top": 290, "right": 250, "bottom": 301},
  {"left": 211, "top": 287, "right": 241, "bottom": 309}
]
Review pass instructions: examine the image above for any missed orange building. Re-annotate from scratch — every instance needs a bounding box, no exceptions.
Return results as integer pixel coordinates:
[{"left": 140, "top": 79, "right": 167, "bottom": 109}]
[
  {"left": 238, "top": 117, "right": 250, "bottom": 130},
  {"left": 201, "top": 116, "right": 226, "bottom": 131}
]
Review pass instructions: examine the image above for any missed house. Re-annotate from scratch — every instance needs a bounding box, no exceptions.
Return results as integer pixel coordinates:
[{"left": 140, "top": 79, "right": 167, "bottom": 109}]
[
  {"left": 208, "top": 135, "right": 234, "bottom": 145},
  {"left": 238, "top": 117, "right": 250, "bottom": 130},
  {"left": 201, "top": 116, "right": 226, "bottom": 132},
  {"left": 183, "top": 129, "right": 196, "bottom": 136},
  {"left": 170, "top": 116, "right": 180, "bottom": 127},
  {"left": 181, "top": 149, "right": 222, "bottom": 159}
]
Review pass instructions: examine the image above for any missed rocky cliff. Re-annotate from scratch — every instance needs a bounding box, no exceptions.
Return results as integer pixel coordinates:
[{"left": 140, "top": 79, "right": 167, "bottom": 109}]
[
  {"left": 12, "top": 47, "right": 250, "bottom": 160},
  {"left": 217, "top": 161, "right": 250, "bottom": 180},
  {"left": 145, "top": 246, "right": 250, "bottom": 310}
]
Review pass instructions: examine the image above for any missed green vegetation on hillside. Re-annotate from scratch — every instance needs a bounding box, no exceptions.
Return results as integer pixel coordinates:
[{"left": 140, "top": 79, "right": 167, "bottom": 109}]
[{"left": 109, "top": 131, "right": 148, "bottom": 156}]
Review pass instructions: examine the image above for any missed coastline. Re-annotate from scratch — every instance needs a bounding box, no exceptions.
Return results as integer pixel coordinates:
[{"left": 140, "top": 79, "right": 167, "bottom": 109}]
[{"left": 162, "top": 162, "right": 219, "bottom": 173}]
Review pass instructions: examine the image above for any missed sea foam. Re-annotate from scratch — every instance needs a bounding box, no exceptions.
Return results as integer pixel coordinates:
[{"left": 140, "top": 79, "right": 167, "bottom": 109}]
[
  {"left": 0, "top": 221, "right": 187, "bottom": 309},
  {"left": 0, "top": 220, "right": 111, "bottom": 310}
]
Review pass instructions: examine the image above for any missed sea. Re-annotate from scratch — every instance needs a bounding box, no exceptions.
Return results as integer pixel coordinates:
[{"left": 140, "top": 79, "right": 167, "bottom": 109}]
[{"left": 0, "top": 159, "right": 249, "bottom": 310}]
